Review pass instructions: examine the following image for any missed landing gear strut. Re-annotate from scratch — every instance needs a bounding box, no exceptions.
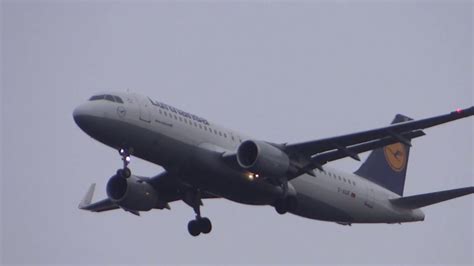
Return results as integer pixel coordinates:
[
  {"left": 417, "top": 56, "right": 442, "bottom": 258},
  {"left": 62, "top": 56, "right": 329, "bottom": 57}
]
[
  {"left": 184, "top": 189, "right": 212, "bottom": 237},
  {"left": 117, "top": 148, "right": 132, "bottom": 178},
  {"left": 273, "top": 177, "right": 298, "bottom": 214}
]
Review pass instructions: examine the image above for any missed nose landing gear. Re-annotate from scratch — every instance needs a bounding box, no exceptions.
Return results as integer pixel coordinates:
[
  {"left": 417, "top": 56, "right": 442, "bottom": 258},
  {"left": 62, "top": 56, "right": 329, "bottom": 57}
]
[{"left": 117, "top": 148, "right": 132, "bottom": 178}]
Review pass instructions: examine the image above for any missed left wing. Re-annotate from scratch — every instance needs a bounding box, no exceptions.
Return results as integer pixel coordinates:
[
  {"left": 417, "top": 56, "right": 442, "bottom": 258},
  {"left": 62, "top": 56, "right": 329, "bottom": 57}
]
[
  {"left": 284, "top": 107, "right": 473, "bottom": 170},
  {"left": 79, "top": 172, "right": 220, "bottom": 214},
  {"left": 78, "top": 183, "right": 119, "bottom": 212}
]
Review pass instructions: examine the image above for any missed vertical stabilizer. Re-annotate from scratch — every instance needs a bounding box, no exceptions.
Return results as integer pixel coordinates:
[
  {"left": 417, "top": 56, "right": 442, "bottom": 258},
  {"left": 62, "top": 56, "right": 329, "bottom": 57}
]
[{"left": 354, "top": 114, "right": 414, "bottom": 196}]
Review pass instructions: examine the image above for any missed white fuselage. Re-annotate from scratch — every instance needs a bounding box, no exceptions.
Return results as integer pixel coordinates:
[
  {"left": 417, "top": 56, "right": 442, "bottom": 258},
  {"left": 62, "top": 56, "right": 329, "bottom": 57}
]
[{"left": 74, "top": 92, "right": 425, "bottom": 224}]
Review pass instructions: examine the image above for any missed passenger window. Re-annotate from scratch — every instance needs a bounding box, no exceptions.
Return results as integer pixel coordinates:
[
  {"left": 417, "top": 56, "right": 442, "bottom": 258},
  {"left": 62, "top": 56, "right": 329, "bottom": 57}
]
[
  {"left": 224, "top": 133, "right": 227, "bottom": 138},
  {"left": 179, "top": 117, "right": 183, "bottom": 122},
  {"left": 199, "top": 124, "right": 202, "bottom": 129},
  {"left": 214, "top": 129, "right": 218, "bottom": 135},
  {"left": 343, "top": 178, "right": 347, "bottom": 183},
  {"left": 164, "top": 112, "right": 168, "bottom": 117},
  {"left": 219, "top": 132, "right": 222, "bottom": 136},
  {"left": 159, "top": 109, "right": 163, "bottom": 115}
]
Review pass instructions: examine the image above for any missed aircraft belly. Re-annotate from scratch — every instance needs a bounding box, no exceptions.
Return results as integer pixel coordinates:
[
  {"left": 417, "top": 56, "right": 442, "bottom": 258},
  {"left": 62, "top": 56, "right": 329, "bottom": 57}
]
[
  {"left": 290, "top": 176, "right": 355, "bottom": 222},
  {"left": 99, "top": 119, "right": 280, "bottom": 205},
  {"left": 182, "top": 147, "right": 282, "bottom": 205}
]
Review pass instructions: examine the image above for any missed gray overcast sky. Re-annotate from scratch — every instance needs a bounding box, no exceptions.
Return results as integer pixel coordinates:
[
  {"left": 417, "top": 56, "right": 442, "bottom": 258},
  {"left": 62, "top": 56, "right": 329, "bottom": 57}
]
[{"left": 2, "top": 0, "right": 473, "bottom": 265}]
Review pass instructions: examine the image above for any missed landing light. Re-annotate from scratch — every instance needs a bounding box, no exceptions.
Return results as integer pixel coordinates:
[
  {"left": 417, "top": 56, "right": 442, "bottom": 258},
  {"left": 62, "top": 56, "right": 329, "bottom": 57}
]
[
  {"left": 125, "top": 156, "right": 131, "bottom": 162},
  {"left": 247, "top": 173, "right": 260, "bottom": 180}
]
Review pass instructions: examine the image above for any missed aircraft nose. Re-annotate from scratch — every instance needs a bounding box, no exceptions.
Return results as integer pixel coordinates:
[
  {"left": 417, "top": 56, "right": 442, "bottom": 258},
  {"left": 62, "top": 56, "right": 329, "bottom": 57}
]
[
  {"left": 73, "top": 104, "right": 88, "bottom": 127},
  {"left": 73, "top": 103, "right": 97, "bottom": 133}
]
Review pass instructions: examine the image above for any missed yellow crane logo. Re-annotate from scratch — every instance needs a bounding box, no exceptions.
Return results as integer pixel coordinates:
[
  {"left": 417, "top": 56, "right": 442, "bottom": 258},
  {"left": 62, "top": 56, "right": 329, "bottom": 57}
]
[{"left": 383, "top": 143, "right": 407, "bottom": 172}]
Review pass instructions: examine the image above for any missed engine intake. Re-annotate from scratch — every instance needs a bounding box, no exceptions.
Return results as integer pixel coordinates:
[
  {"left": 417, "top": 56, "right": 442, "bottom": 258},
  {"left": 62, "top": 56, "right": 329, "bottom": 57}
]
[
  {"left": 237, "top": 140, "right": 290, "bottom": 177},
  {"left": 106, "top": 175, "right": 158, "bottom": 211}
]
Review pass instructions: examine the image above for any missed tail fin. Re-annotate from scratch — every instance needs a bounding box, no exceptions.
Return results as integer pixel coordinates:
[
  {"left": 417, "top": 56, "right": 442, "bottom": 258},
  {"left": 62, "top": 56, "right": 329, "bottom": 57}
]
[{"left": 354, "top": 114, "right": 415, "bottom": 196}]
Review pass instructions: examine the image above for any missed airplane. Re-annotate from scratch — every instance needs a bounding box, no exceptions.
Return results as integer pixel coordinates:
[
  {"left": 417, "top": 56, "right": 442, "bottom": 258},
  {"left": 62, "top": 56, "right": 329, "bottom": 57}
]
[{"left": 74, "top": 92, "right": 474, "bottom": 236}]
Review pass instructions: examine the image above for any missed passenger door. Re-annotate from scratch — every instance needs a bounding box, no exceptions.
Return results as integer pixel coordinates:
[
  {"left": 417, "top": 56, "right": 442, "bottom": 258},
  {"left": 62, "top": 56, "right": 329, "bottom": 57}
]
[
  {"left": 365, "top": 184, "right": 375, "bottom": 209},
  {"left": 135, "top": 95, "right": 151, "bottom": 123}
]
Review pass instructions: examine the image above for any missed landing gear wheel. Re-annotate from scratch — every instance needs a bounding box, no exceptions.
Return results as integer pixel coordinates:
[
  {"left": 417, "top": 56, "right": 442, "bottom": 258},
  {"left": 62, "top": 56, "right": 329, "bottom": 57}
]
[
  {"left": 116, "top": 167, "right": 131, "bottom": 178},
  {"left": 275, "top": 199, "right": 287, "bottom": 215},
  {"left": 199, "top": 217, "right": 212, "bottom": 234},
  {"left": 184, "top": 189, "right": 213, "bottom": 237},
  {"left": 286, "top": 196, "right": 298, "bottom": 212},
  {"left": 274, "top": 196, "right": 298, "bottom": 214},
  {"left": 122, "top": 167, "right": 131, "bottom": 178},
  {"left": 188, "top": 220, "right": 201, "bottom": 237},
  {"left": 187, "top": 217, "right": 212, "bottom": 236}
]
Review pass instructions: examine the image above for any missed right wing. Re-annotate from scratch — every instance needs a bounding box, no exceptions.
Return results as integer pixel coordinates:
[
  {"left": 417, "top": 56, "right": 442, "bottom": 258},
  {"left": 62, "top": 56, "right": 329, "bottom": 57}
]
[{"left": 284, "top": 107, "right": 473, "bottom": 171}]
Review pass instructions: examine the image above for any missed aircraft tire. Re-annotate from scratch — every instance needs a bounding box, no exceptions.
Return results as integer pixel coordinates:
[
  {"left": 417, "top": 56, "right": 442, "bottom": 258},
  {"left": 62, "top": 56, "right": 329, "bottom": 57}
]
[
  {"left": 287, "top": 196, "right": 298, "bottom": 212},
  {"left": 122, "top": 167, "right": 131, "bottom": 178},
  {"left": 200, "top": 217, "right": 212, "bottom": 234},
  {"left": 275, "top": 199, "right": 287, "bottom": 215},
  {"left": 188, "top": 220, "right": 201, "bottom": 237}
]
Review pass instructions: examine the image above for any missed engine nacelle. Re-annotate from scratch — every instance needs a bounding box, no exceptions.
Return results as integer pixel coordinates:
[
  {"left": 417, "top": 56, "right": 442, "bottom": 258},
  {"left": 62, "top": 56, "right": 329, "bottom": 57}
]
[
  {"left": 106, "top": 175, "right": 158, "bottom": 211},
  {"left": 237, "top": 140, "right": 290, "bottom": 177}
]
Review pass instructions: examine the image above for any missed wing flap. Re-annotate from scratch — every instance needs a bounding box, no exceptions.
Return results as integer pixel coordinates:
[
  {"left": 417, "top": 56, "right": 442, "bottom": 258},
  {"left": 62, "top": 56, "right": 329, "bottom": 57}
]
[
  {"left": 312, "top": 130, "right": 425, "bottom": 165},
  {"left": 390, "top": 186, "right": 474, "bottom": 209}
]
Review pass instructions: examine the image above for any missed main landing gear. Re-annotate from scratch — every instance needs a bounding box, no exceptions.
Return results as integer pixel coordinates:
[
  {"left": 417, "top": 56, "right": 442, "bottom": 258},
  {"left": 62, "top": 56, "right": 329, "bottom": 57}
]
[
  {"left": 274, "top": 178, "right": 298, "bottom": 214},
  {"left": 188, "top": 217, "right": 212, "bottom": 237},
  {"left": 274, "top": 196, "right": 298, "bottom": 215},
  {"left": 184, "top": 189, "right": 212, "bottom": 237},
  {"left": 117, "top": 148, "right": 132, "bottom": 178}
]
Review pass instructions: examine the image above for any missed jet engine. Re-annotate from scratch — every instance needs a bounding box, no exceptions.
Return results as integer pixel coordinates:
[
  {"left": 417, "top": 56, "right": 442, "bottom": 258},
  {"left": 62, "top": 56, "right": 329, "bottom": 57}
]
[
  {"left": 106, "top": 175, "right": 158, "bottom": 211},
  {"left": 237, "top": 140, "right": 290, "bottom": 177}
]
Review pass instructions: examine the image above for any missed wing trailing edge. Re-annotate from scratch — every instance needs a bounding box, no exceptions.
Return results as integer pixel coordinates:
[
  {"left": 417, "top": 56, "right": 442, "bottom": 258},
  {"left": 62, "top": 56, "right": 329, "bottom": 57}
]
[{"left": 390, "top": 186, "right": 474, "bottom": 209}]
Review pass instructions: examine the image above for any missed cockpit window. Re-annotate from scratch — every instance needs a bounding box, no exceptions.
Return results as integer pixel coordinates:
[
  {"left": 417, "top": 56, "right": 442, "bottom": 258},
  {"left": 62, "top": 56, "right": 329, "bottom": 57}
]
[
  {"left": 105, "top": 95, "right": 115, "bottom": 102},
  {"left": 89, "top": 95, "right": 105, "bottom": 101},
  {"left": 89, "top": 94, "right": 124, "bottom": 104},
  {"left": 113, "top": 96, "right": 124, "bottom": 103}
]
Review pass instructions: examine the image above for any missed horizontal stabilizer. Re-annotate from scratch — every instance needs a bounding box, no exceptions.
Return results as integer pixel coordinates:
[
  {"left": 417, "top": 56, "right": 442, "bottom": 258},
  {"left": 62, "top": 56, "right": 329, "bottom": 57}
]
[{"left": 390, "top": 186, "right": 474, "bottom": 209}]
